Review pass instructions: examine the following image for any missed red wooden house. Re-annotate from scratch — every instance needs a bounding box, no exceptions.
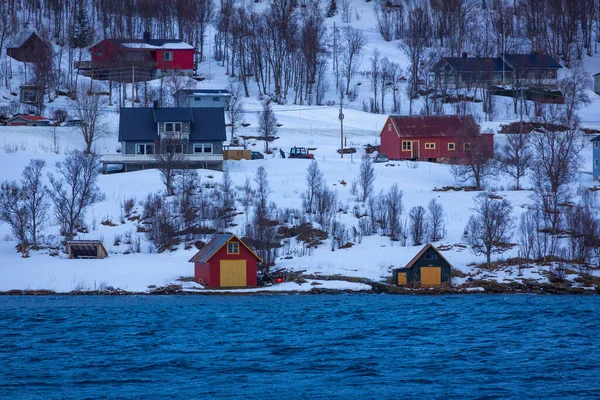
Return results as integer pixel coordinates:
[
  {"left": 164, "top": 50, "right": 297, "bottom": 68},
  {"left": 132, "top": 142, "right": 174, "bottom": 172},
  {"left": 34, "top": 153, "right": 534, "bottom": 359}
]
[
  {"left": 85, "top": 32, "right": 195, "bottom": 80},
  {"left": 379, "top": 115, "right": 494, "bottom": 162},
  {"left": 189, "top": 234, "right": 262, "bottom": 288}
]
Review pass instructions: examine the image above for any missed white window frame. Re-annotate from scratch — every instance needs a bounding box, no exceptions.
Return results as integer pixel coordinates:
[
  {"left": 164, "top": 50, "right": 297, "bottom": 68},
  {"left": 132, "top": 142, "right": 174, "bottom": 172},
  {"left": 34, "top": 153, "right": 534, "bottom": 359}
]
[
  {"left": 136, "top": 143, "right": 154, "bottom": 155},
  {"left": 163, "top": 51, "right": 173, "bottom": 61},
  {"left": 193, "top": 143, "right": 213, "bottom": 154},
  {"left": 164, "top": 122, "right": 182, "bottom": 133}
]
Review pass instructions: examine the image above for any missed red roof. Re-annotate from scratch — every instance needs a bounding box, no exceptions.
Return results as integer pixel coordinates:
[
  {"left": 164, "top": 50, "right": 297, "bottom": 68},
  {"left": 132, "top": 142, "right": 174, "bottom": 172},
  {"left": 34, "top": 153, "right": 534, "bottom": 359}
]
[
  {"left": 13, "top": 115, "right": 48, "bottom": 121},
  {"left": 388, "top": 115, "right": 478, "bottom": 137}
]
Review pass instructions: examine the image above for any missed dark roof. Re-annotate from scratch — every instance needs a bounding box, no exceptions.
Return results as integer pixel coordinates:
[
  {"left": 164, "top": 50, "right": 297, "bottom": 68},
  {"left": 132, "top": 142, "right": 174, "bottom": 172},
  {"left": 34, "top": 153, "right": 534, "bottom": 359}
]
[
  {"left": 152, "top": 108, "right": 194, "bottom": 122},
  {"left": 440, "top": 57, "right": 509, "bottom": 73},
  {"left": 387, "top": 115, "right": 480, "bottom": 137},
  {"left": 590, "top": 135, "right": 600, "bottom": 142},
  {"left": 188, "top": 234, "right": 262, "bottom": 263},
  {"left": 174, "top": 89, "right": 232, "bottom": 96},
  {"left": 118, "top": 107, "right": 226, "bottom": 142},
  {"left": 501, "top": 53, "right": 562, "bottom": 69},
  {"left": 392, "top": 244, "right": 453, "bottom": 271}
]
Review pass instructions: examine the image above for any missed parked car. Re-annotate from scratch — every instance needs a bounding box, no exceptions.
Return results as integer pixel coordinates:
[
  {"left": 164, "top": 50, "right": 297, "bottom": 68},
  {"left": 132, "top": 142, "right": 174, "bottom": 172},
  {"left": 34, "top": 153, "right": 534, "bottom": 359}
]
[
  {"left": 373, "top": 153, "right": 389, "bottom": 163},
  {"left": 251, "top": 151, "right": 264, "bottom": 160}
]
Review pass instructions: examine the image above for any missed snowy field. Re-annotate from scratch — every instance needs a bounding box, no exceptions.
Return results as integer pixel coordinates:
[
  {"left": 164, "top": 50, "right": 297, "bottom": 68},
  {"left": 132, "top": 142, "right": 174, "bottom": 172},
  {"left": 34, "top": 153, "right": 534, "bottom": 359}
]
[{"left": 2, "top": 0, "right": 600, "bottom": 293}]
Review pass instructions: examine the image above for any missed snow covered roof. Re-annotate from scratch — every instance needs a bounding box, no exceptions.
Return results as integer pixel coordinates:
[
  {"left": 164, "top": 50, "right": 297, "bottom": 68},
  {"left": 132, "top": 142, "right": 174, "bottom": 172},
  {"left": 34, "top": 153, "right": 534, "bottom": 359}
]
[
  {"left": 188, "top": 234, "right": 262, "bottom": 263},
  {"left": 7, "top": 31, "right": 36, "bottom": 48},
  {"left": 101, "top": 39, "right": 194, "bottom": 50},
  {"left": 388, "top": 115, "right": 480, "bottom": 137},
  {"left": 118, "top": 107, "right": 226, "bottom": 142},
  {"left": 174, "top": 89, "right": 232, "bottom": 96},
  {"left": 7, "top": 115, "right": 49, "bottom": 122}
]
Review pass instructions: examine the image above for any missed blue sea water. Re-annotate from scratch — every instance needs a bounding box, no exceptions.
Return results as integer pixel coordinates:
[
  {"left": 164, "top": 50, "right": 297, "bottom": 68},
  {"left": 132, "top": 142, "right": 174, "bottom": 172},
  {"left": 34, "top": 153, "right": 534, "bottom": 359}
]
[{"left": 0, "top": 295, "right": 599, "bottom": 399}]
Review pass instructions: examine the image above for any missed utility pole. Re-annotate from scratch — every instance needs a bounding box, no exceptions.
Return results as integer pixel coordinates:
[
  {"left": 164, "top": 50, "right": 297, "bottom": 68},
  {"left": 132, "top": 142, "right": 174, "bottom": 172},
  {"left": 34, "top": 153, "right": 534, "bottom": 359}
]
[
  {"left": 333, "top": 22, "right": 338, "bottom": 90},
  {"left": 339, "top": 89, "right": 344, "bottom": 159},
  {"left": 131, "top": 66, "right": 135, "bottom": 108}
]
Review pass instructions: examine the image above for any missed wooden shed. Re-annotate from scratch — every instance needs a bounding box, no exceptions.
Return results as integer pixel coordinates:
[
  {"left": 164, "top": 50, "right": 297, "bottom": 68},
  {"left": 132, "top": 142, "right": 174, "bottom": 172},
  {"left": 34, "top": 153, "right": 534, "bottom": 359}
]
[
  {"left": 189, "top": 234, "right": 262, "bottom": 288},
  {"left": 66, "top": 240, "right": 108, "bottom": 259},
  {"left": 393, "top": 244, "right": 452, "bottom": 287}
]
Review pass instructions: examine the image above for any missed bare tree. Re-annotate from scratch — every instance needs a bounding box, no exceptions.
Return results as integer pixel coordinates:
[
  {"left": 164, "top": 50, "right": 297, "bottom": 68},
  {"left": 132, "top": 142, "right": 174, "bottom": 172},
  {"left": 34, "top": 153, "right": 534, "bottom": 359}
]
[
  {"left": 518, "top": 209, "right": 536, "bottom": 268},
  {"left": 450, "top": 126, "right": 496, "bottom": 190},
  {"left": 498, "top": 133, "right": 532, "bottom": 190},
  {"left": 428, "top": 198, "right": 445, "bottom": 242},
  {"left": 340, "top": 26, "right": 367, "bottom": 96},
  {"left": 154, "top": 137, "right": 185, "bottom": 196},
  {"left": 226, "top": 81, "right": 245, "bottom": 144},
  {"left": 399, "top": 4, "right": 431, "bottom": 115},
  {"left": 356, "top": 154, "right": 375, "bottom": 202},
  {"left": 385, "top": 183, "right": 403, "bottom": 240},
  {"left": 465, "top": 192, "right": 514, "bottom": 268},
  {"left": 303, "top": 160, "right": 324, "bottom": 214},
  {"left": 21, "top": 159, "right": 49, "bottom": 248},
  {"left": 70, "top": 84, "right": 110, "bottom": 153},
  {"left": 409, "top": 205, "right": 428, "bottom": 246},
  {"left": 559, "top": 62, "right": 591, "bottom": 126},
  {"left": 257, "top": 100, "right": 278, "bottom": 153},
  {"left": 167, "top": 74, "right": 195, "bottom": 106},
  {"left": 48, "top": 151, "right": 105, "bottom": 240},
  {"left": 369, "top": 48, "right": 381, "bottom": 113},
  {"left": 0, "top": 181, "right": 29, "bottom": 257}
]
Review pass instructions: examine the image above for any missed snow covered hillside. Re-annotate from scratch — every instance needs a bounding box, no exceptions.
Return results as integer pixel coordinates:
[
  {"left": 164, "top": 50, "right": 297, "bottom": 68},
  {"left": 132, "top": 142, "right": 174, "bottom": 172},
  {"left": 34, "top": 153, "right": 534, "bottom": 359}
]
[{"left": 2, "top": 0, "right": 600, "bottom": 293}]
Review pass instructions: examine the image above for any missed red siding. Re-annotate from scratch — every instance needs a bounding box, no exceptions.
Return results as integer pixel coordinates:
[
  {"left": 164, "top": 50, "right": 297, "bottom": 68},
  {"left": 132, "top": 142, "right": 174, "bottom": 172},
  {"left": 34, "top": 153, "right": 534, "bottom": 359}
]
[
  {"left": 156, "top": 49, "right": 194, "bottom": 70},
  {"left": 194, "top": 240, "right": 258, "bottom": 288},
  {"left": 379, "top": 116, "right": 494, "bottom": 161}
]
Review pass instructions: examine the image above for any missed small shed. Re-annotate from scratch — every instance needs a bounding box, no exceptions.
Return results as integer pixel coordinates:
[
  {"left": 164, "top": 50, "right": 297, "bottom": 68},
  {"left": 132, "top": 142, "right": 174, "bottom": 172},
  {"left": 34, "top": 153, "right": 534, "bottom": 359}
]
[
  {"left": 591, "top": 136, "right": 600, "bottom": 181},
  {"left": 66, "top": 240, "right": 108, "bottom": 259},
  {"left": 7, "top": 32, "right": 50, "bottom": 63},
  {"left": 189, "top": 234, "right": 262, "bottom": 288},
  {"left": 594, "top": 73, "right": 600, "bottom": 95},
  {"left": 19, "top": 85, "right": 44, "bottom": 104},
  {"left": 393, "top": 244, "right": 452, "bottom": 287},
  {"left": 6, "top": 115, "right": 50, "bottom": 126}
]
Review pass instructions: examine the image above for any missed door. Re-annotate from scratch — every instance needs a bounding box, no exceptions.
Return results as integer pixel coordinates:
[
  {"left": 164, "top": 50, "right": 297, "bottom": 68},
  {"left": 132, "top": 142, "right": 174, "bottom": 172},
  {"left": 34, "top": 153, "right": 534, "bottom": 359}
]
[
  {"left": 220, "top": 260, "right": 247, "bottom": 287},
  {"left": 397, "top": 272, "right": 407, "bottom": 286},
  {"left": 420, "top": 267, "right": 441, "bottom": 287},
  {"left": 412, "top": 140, "right": 419, "bottom": 159}
]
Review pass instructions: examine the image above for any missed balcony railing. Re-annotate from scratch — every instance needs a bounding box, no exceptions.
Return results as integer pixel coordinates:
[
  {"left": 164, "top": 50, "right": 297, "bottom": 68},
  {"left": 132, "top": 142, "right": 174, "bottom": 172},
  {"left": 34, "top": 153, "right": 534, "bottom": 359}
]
[{"left": 102, "top": 153, "right": 223, "bottom": 164}]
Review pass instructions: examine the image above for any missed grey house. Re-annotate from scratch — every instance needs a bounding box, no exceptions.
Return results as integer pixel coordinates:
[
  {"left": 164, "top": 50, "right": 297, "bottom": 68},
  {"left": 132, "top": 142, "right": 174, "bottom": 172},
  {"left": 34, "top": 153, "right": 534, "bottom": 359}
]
[
  {"left": 103, "top": 107, "right": 226, "bottom": 172},
  {"left": 593, "top": 73, "right": 600, "bottom": 95},
  {"left": 173, "top": 89, "right": 232, "bottom": 110},
  {"left": 592, "top": 136, "right": 600, "bottom": 181}
]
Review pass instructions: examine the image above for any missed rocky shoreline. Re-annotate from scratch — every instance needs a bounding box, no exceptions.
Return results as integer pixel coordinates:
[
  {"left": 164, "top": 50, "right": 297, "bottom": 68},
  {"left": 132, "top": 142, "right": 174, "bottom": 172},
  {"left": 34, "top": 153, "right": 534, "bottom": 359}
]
[{"left": 0, "top": 278, "right": 598, "bottom": 296}]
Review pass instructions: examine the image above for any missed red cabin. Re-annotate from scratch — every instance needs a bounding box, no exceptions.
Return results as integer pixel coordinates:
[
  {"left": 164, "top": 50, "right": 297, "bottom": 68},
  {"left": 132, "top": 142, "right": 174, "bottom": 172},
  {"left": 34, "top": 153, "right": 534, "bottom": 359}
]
[
  {"left": 189, "top": 234, "right": 262, "bottom": 288},
  {"left": 88, "top": 32, "right": 195, "bottom": 80},
  {"left": 379, "top": 115, "right": 494, "bottom": 162}
]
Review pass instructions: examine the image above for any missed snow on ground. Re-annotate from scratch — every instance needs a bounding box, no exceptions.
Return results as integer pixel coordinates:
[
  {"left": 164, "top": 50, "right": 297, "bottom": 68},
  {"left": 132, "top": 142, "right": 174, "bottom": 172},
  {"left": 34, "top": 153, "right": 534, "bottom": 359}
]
[{"left": 2, "top": 0, "right": 600, "bottom": 292}]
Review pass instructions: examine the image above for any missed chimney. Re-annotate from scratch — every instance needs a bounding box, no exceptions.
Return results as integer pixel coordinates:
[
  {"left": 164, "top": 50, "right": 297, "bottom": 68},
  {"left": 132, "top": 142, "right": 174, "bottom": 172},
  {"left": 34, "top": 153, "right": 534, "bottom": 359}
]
[
  {"left": 462, "top": 52, "right": 468, "bottom": 59},
  {"left": 143, "top": 31, "right": 151, "bottom": 43},
  {"left": 153, "top": 100, "right": 159, "bottom": 109}
]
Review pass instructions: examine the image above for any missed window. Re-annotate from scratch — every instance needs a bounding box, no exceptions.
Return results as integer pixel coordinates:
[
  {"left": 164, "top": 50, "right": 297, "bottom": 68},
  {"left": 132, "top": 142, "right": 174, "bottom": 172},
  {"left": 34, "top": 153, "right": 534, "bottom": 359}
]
[
  {"left": 425, "top": 143, "right": 436, "bottom": 149},
  {"left": 136, "top": 143, "right": 154, "bottom": 155},
  {"left": 163, "top": 52, "right": 173, "bottom": 61},
  {"left": 596, "top": 159, "right": 598, "bottom": 167},
  {"left": 464, "top": 143, "right": 471, "bottom": 150},
  {"left": 213, "top": 97, "right": 220, "bottom": 101},
  {"left": 227, "top": 242, "right": 239, "bottom": 254},
  {"left": 388, "top": 124, "right": 392, "bottom": 131},
  {"left": 95, "top": 52, "right": 102, "bottom": 57},
  {"left": 164, "top": 122, "right": 182, "bottom": 133},
  {"left": 193, "top": 143, "right": 213, "bottom": 154},
  {"left": 425, "top": 253, "right": 437, "bottom": 260},
  {"left": 595, "top": 142, "right": 598, "bottom": 149},
  {"left": 448, "top": 143, "right": 456, "bottom": 151},
  {"left": 402, "top": 141, "right": 412, "bottom": 151}
]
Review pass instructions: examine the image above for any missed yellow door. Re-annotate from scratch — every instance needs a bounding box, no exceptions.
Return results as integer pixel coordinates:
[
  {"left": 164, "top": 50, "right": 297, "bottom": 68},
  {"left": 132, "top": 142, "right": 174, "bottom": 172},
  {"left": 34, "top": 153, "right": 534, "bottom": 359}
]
[
  {"left": 397, "top": 272, "right": 407, "bottom": 286},
  {"left": 421, "top": 267, "right": 441, "bottom": 287},
  {"left": 220, "top": 260, "right": 247, "bottom": 287}
]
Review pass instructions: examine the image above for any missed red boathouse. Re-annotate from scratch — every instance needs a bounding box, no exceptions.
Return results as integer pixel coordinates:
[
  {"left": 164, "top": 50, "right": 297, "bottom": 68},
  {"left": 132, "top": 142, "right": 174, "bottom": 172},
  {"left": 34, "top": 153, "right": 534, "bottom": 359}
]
[
  {"left": 379, "top": 115, "right": 494, "bottom": 162},
  {"left": 189, "top": 234, "right": 262, "bottom": 288}
]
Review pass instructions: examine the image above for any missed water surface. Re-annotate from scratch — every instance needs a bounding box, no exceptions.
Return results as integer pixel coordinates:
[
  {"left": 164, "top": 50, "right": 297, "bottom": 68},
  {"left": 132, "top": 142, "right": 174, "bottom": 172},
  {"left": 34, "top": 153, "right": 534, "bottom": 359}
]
[{"left": 0, "top": 295, "right": 598, "bottom": 399}]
